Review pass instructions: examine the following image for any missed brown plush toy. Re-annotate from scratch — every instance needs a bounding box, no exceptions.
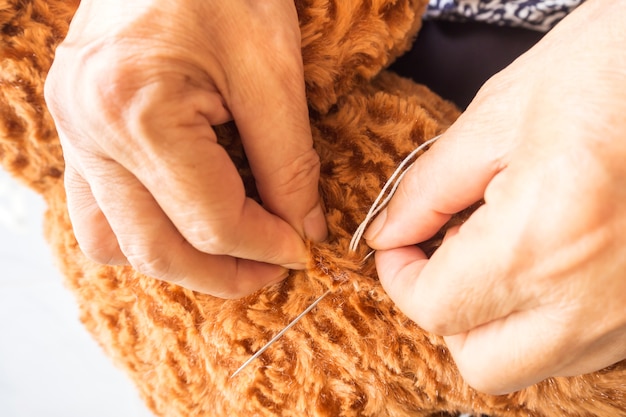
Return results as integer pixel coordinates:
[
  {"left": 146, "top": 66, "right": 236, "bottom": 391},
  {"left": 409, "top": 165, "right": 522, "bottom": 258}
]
[{"left": 1, "top": 0, "right": 625, "bottom": 416}]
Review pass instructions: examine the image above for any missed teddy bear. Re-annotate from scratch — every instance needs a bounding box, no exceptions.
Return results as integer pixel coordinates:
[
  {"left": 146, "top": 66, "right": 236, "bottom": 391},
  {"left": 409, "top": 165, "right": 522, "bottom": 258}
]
[{"left": 1, "top": 0, "right": 625, "bottom": 416}]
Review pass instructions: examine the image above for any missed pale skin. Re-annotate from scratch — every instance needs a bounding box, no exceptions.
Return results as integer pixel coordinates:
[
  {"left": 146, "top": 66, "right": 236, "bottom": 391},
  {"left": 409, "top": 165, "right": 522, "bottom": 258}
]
[
  {"left": 44, "top": 0, "right": 625, "bottom": 395},
  {"left": 365, "top": 0, "right": 626, "bottom": 395},
  {"left": 44, "top": 0, "right": 327, "bottom": 298}
]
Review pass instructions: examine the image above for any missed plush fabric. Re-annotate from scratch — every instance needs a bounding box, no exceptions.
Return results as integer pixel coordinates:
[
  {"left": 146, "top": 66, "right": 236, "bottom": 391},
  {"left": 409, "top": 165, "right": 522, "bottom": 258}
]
[{"left": 1, "top": 0, "right": 625, "bottom": 416}]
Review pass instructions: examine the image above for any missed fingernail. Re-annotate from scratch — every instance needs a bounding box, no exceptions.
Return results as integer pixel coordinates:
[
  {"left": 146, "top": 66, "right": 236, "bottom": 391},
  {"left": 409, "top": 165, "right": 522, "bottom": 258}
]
[
  {"left": 364, "top": 208, "right": 387, "bottom": 242},
  {"left": 303, "top": 203, "right": 328, "bottom": 242}
]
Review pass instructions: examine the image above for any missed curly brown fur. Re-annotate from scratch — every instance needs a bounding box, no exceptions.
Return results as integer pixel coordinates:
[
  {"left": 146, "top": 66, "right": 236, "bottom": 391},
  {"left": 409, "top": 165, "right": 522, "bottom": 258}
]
[
  {"left": 1, "top": 0, "right": 625, "bottom": 416},
  {"left": 0, "top": 0, "right": 76, "bottom": 192},
  {"left": 299, "top": 0, "right": 426, "bottom": 113}
]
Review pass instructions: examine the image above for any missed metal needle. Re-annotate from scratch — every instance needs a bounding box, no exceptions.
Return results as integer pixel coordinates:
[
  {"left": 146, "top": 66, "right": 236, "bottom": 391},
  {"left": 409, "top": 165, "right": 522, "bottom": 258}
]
[{"left": 230, "top": 289, "right": 332, "bottom": 378}]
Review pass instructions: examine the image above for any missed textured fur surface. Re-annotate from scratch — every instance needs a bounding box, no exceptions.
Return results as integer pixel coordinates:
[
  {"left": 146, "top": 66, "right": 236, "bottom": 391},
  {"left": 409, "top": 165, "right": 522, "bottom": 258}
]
[{"left": 1, "top": 0, "right": 625, "bottom": 416}]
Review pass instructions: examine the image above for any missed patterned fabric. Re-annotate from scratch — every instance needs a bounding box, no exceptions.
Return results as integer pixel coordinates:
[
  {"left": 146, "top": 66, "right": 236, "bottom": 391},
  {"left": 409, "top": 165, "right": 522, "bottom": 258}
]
[{"left": 425, "top": 0, "right": 586, "bottom": 31}]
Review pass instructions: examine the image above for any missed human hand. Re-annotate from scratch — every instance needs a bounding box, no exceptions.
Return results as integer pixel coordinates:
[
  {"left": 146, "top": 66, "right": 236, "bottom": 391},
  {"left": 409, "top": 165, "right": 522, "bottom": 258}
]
[
  {"left": 44, "top": 0, "right": 327, "bottom": 298},
  {"left": 365, "top": 0, "right": 626, "bottom": 394}
]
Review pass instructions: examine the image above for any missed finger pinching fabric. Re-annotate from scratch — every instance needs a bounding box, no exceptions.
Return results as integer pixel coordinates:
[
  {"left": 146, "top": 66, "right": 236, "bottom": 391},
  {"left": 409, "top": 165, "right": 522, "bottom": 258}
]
[{"left": 1, "top": 0, "right": 624, "bottom": 416}]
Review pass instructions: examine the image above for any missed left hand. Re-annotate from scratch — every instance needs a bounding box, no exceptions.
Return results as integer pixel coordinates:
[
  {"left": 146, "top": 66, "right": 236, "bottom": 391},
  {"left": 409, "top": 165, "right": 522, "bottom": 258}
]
[
  {"left": 365, "top": 0, "right": 626, "bottom": 394},
  {"left": 44, "top": 0, "right": 326, "bottom": 297}
]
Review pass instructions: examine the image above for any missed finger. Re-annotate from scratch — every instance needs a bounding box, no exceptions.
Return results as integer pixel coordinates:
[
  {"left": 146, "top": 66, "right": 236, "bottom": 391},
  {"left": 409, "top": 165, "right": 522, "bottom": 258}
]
[
  {"left": 140, "top": 129, "right": 310, "bottom": 269},
  {"left": 364, "top": 92, "right": 515, "bottom": 250},
  {"left": 64, "top": 162, "right": 127, "bottom": 265},
  {"left": 225, "top": 16, "right": 327, "bottom": 242},
  {"left": 375, "top": 196, "right": 535, "bottom": 336},
  {"left": 376, "top": 182, "right": 624, "bottom": 394},
  {"left": 86, "top": 160, "right": 288, "bottom": 298},
  {"left": 447, "top": 308, "right": 626, "bottom": 395},
  {"left": 443, "top": 307, "right": 564, "bottom": 394},
  {"left": 375, "top": 244, "right": 429, "bottom": 311},
  {"left": 110, "top": 77, "right": 312, "bottom": 269}
]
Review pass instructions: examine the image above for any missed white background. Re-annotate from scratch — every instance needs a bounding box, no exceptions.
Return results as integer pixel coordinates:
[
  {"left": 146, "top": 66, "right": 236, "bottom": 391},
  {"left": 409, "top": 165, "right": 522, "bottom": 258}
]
[{"left": 0, "top": 169, "right": 153, "bottom": 417}]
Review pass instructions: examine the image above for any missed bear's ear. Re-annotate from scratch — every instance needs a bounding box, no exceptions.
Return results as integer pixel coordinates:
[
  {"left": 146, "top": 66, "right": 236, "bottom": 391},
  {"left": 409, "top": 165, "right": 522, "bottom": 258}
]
[{"left": 298, "top": 0, "right": 428, "bottom": 113}]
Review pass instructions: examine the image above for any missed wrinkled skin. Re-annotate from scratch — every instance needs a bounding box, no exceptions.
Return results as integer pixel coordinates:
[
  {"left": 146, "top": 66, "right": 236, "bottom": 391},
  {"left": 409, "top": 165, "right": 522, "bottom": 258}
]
[
  {"left": 44, "top": 0, "right": 327, "bottom": 298},
  {"left": 46, "top": 0, "right": 626, "bottom": 397},
  {"left": 367, "top": 0, "right": 626, "bottom": 394}
]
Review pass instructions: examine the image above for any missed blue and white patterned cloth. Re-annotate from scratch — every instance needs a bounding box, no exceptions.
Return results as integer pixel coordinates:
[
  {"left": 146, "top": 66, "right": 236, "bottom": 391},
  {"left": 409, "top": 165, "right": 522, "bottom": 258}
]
[{"left": 424, "top": 0, "right": 586, "bottom": 32}]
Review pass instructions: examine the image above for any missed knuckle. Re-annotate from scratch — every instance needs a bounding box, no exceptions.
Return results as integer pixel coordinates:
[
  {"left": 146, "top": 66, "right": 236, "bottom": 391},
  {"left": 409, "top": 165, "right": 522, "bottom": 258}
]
[
  {"left": 77, "top": 238, "right": 120, "bottom": 265},
  {"left": 213, "top": 280, "right": 254, "bottom": 300},
  {"left": 454, "top": 351, "right": 528, "bottom": 395},
  {"left": 475, "top": 71, "right": 511, "bottom": 99},
  {"left": 119, "top": 237, "right": 176, "bottom": 282},
  {"left": 87, "top": 60, "right": 136, "bottom": 118},
  {"left": 447, "top": 346, "right": 505, "bottom": 394},
  {"left": 122, "top": 243, "right": 173, "bottom": 280},
  {"left": 271, "top": 148, "right": 321, "bottom": 197},
  {"left": 68, "top": 204, "right": 126, "bottom": 265},
  {"left": 416, "top": 311, "right": 449, "bottom": 336},
  {"left": 410, "top": 294, "right": 450, "bottom": 335},
  {"left": 456, "top": 363, "right": 500, "bottom": 394},
  {"left": 396, "top": 165, "right": 432, "bottom": 208},
  {"left": 184, "top": 222, "right": 240, "bottom": 256},
  {"left": 77, "top": 46, "right": 140, "bottom": 113},
  {"left": 73, "top": 220, "right": 125, "bottom": 265},
  {"left": 210, "top": 262, "right": 273, "bottom": 299},
  {"left": 45, "top": 42, "right": 139, "bottom": 147},
  {"left": 195, "top": 235, "right": 232, "bottom": 256},
  {"left": 397, "top": 175, "right": 421, "bottom": 206}
]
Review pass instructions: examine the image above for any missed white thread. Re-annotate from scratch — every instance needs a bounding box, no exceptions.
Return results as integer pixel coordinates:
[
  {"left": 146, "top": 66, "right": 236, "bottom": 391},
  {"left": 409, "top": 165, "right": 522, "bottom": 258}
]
[
  {"left": 362, "top": 250, "right": 376, "bottom": 262},
  {"left": 231, "top": 134, "right": 443, "bottom": 378},
  {"left": 348, "top": 134, "right": 442, "bottom": 253}
]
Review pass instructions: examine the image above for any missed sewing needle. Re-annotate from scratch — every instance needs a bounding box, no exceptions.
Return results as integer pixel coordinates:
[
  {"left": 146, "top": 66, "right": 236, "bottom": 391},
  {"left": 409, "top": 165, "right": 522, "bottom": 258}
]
[{"left": 230, "top": 288, "right": 332, "bottom": 378}]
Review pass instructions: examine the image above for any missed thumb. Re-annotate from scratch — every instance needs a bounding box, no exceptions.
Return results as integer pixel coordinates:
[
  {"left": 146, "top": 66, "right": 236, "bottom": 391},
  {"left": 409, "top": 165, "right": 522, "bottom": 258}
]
[
  {"left": 226, "top": 26, "right": 327, "bottom": 242},
  {"left": 364, "top": 86, "right": 516, "bottom": 249}
]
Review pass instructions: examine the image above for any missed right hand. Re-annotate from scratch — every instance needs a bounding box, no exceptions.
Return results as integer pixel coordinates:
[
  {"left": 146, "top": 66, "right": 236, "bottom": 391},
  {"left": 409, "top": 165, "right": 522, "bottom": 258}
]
[
  {"left": 365, "top": 0, "right": 626, "bottom": 394},
  {"left": 44, "top": 0, "right": 327, "bottom": 298}
]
